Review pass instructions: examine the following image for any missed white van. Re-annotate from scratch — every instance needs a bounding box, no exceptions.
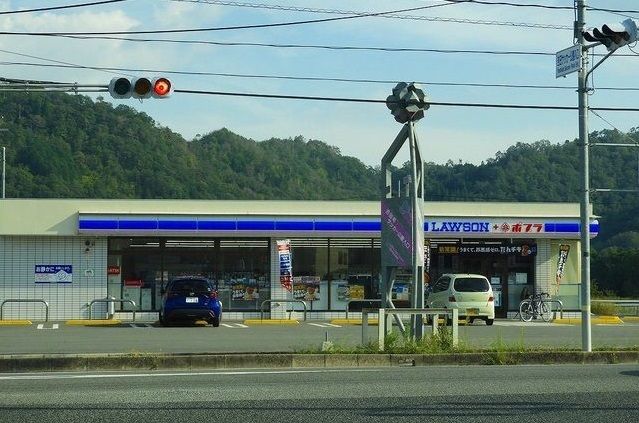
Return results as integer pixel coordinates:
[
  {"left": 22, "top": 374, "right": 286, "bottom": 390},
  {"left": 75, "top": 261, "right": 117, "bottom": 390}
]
[{"left": 427, "top": 273, "right": 495, "bottom": 325}]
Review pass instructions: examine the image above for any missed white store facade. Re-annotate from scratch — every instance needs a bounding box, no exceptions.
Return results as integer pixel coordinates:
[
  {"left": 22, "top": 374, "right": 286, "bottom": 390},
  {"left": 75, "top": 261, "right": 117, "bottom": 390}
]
[{"left": 0, "top": 199, "right": 597, "bottom": 321}]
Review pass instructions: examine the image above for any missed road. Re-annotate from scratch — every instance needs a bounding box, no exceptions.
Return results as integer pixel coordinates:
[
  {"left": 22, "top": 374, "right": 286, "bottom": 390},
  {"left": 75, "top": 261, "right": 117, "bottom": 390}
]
[
  {"left": 1, "top": 320, "right": 638, "bottom": 354},
  {"left": 0, "top": 364, "right": 637, "bottom": 422}
]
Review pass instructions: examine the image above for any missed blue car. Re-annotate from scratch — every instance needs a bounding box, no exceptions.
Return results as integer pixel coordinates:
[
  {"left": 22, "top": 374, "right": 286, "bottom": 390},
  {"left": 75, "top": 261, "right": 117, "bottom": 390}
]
[{"left": 159, "top": 276, "right": 222, "bottom": 327}]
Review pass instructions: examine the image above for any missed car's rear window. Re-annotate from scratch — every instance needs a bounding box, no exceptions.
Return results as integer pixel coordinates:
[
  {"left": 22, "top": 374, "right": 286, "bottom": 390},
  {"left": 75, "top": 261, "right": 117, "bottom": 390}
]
[
  {"left": 169, "top": 279, "right": 211, "bottom": 294},
  {"left": 453, "top": 277, "right": 489, "bottom": 292}
]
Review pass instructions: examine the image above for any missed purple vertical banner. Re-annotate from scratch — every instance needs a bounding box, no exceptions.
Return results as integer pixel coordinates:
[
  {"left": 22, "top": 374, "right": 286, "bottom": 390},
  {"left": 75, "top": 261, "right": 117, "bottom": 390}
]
[
  {"left": 381, "top": 198, "right": 413, "bottom": 267},
  {"left": 277, "top": 239, "right": 293, "bottom": 292}
]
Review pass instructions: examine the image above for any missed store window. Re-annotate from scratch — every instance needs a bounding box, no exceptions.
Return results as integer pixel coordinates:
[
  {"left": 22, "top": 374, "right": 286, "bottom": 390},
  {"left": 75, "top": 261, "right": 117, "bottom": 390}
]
[
  {"left": 108, "top": 237, "right": 270, "bottom": 312},
  {"left": 217, "top": 239, "right": 270, "bottom": 311},
  {"left": 329, "top": 238, "right": 378, "bottom": 311},
  {"left": 290, "top": 239, "right": 329, "bottom": 310}
]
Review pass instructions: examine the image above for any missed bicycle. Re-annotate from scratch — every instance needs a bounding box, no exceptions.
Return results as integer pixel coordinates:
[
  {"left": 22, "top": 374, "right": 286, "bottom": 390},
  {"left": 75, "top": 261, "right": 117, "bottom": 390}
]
[{"left": 519, "top": 292, "right": 553, "bottom": 322}]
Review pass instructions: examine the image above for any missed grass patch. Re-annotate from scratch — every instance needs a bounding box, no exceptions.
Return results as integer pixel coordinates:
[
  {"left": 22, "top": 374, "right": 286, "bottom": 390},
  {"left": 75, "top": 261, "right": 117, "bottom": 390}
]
[{"left": 591, "top": 302, "right": 619, "bottom": 316}]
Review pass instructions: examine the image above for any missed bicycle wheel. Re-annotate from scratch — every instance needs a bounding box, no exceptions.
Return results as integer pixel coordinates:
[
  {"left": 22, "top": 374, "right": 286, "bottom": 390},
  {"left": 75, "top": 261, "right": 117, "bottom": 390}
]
[
  {"left": 519, "top": 300, "right": 533, "bottom": 322},
  {"left": 540, "top": 301, "right": 553, "bottom": 322}
]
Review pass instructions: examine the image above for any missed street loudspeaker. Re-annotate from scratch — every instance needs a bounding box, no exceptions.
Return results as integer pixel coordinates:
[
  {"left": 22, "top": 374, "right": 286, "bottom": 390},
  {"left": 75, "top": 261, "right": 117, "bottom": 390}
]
[
  {"left": 583, "top": 18, "right": 638, "bottom": 52},
  {"left": 107, "top": 77, "right": 173, "bottom": 99}
]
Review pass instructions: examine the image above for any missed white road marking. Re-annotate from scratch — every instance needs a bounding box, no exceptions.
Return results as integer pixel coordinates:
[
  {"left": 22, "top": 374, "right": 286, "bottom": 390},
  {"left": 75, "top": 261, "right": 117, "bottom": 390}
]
[
  {"left": 220, "top": 323, "right": 248, "bottom": 328},
  {"left": 36, "top": 323, "right": 59, "bottom": 330},
  {"left": 307, "top": 322, "right": 341, "bottom": 328},
  {"left": 0, "top": 368, "right": 380, "bottom": 381}
]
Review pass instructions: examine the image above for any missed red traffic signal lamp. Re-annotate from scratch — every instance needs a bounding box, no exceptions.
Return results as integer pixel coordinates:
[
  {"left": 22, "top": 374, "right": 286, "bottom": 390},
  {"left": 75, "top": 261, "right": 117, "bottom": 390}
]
[{"left": 108, "top": 77, "right": 173, "bottom": 99}]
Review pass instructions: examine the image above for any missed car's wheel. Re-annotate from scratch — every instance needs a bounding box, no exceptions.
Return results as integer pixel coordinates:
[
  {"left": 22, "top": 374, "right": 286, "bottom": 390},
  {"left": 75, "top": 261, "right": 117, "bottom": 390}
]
[
  {"left": 211, "top": 316, "right": 220, "bottom": 327},
  {"left": 485, "top": 318, "right": 494, "bottom": 326},
  {"left": 159, "top": 311, "right": 168, "bottom": 327}
]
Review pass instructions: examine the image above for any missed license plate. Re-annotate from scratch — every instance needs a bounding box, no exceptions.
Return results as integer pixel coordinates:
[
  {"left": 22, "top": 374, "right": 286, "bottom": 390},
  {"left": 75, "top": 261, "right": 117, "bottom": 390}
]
[
  {"left": 466, "top": 308, "right": 479, "bottom": 316},
  {"left": 185, "top": 297, "right": 199, "bottom": 303}
]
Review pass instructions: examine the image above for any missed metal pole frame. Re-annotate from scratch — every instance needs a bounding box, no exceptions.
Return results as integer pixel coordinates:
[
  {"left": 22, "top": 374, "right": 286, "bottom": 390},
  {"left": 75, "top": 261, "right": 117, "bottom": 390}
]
[{"left": 380, "top": 122, "right": 425, "bottom": 340}]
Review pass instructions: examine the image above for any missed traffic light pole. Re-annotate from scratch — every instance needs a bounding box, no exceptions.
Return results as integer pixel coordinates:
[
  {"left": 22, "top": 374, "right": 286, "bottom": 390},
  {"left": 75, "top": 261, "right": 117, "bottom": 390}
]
[{"left": 577, "top": 0, "right": 592, "bottom": 352}]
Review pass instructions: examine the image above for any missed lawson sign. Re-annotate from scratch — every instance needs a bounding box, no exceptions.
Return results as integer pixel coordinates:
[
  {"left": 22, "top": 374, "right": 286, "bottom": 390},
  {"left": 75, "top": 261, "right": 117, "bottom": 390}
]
[{"left": 425, "top": 220, "right": 599, "bottom": 239}]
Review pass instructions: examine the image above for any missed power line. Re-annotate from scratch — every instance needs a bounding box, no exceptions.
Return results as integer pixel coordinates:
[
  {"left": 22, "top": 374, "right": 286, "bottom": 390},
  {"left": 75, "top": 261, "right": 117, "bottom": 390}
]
[
  {"left": 0, "top": 3, "right": 455, "bottom": 36},
  {"left": 7, "top": 58, "right": 639, "bottom": 93},
  {"left": 41, "top": 34, "right": 563, "bottom": 56},
  {"left": 174, "top": 88, "right": 639, "bottom": 112},
  {"left": 172, "top": 0, "right": 571, "bottom": 30},
  {"left": 442, "top": 0, "right": 573, "bottom": 10},
  {"left": 444, "top": 0, "right": 639, "bottom": 14},
  {"left": 0, "top": 0, "right": 127, "bottom": 15}
]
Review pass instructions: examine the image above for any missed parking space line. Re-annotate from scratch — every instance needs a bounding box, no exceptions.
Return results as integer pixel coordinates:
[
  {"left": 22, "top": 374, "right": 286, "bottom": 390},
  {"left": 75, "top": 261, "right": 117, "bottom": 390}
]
[
  {"left": 308, "top": 323, "right": 341, "bottom": 328},
  {"left": 221, "top": 323, "right": 249, "bottom": 328},
  {"left": 36, "top": 323, "right": 59, "bottom": 330}
]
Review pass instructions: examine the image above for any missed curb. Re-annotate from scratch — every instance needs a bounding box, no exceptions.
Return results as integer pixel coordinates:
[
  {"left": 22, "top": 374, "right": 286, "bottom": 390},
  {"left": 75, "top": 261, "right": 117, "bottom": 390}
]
[
  {"left": 554, "top": 316, "right": 623, "bottom": 325},
  {"left": 66, "top": 320, "right": 122, "bottom": 326},
  {"left": 243, "top": 319, "right": 300, "bottom": 325},
  {"left": 1, "top": 350, "right": 638, "bottom": 373},
  {"left": 0, "top": 320, "right": 32, "bottom": 326},
  {"left": 329, "top": 319, "right": 378, "bottom": 326}
]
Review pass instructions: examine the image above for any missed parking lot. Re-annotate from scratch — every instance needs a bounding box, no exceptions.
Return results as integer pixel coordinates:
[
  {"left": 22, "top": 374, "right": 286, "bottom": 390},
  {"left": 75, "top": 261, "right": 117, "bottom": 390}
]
[{"left": 1, "top": 319, "right": 638, "bottom": 355}]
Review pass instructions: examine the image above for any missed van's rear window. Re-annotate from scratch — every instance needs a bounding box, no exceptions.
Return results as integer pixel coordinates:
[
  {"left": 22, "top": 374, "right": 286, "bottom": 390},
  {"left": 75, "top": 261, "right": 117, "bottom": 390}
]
[{"left": 454, "top": 278, "right": 489, "bottom": 292}]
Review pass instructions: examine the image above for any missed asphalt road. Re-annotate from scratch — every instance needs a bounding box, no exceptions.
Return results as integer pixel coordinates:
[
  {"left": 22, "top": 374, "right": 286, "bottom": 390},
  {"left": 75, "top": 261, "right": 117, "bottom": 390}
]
[
  {"left": 1, "top": 320, "right": 638, "bottom": 355},
  {"left": 0, "top": 364, "right": 638, "bottom": 422}
]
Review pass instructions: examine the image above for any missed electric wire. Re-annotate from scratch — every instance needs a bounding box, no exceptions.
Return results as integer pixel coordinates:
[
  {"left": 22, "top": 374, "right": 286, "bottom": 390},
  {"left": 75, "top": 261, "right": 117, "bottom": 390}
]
[
  {"left": 171, "top": 0, "right": 571, "bottom": 30},
  {"left": 0, "top": 3, "right": 455, "bottom": 36},
  {"left": 5, "top": 57, "right": 639, "bottom": 93},
  {"left": 0, "top": 0, "right": 127, "bottom": 15}
]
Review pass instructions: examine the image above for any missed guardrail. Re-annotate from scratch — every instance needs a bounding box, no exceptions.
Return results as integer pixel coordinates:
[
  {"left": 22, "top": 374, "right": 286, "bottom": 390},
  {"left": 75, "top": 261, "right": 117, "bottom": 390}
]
[
  {"left": 0, "top": 299, "right": 50, "bottom": 322},
  {"left": 88, "top": 298, "right": 136, "bottom": 321},
  {"left": 362, "top": 307, "right": 458, "bottom": 351},
  {"left": 592, "top": 299, "right": 639, "bottom": 316},
  {"left": 345, "top": 299, "right": 382, "bottom": 320},
  {"left": 260, "top": 299, "right": 307, "bottom": 321}
]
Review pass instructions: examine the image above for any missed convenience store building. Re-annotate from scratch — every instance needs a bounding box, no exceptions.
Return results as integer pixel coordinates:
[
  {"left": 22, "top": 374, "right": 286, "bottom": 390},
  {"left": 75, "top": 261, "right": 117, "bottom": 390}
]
[{"left": 0, "top": 199, "right": 597, "bottom": 321}]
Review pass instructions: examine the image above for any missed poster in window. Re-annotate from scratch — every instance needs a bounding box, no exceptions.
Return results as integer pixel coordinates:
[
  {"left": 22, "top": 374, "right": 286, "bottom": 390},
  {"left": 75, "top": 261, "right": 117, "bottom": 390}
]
[{"left": 292, "top": 276, "right": 320, "bottom": 301}]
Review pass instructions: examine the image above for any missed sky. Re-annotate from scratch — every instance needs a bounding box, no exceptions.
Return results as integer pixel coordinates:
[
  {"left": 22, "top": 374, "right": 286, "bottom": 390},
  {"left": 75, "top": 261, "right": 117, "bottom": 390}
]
[{"left": 1, "top": 0, "right": 638, "bottom": 167}]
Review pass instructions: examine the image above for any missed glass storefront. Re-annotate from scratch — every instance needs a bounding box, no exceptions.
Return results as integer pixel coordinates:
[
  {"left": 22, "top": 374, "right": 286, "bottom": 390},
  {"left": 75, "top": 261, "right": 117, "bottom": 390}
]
[
  {"left": 108, "top": 237, "right": 270, "bottom": 311},
  {"left": 108, "top": 236, "right": 535, "bottom": 315}
]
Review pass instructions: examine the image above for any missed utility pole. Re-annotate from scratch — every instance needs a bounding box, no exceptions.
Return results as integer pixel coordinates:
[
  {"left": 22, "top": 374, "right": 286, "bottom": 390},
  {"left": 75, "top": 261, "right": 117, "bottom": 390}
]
[
  {"left": 576, "top": 0, "right": 592, "bottom": 352},
  {"left": 1, "top": 146, "right": 5, "bottom": 199}
]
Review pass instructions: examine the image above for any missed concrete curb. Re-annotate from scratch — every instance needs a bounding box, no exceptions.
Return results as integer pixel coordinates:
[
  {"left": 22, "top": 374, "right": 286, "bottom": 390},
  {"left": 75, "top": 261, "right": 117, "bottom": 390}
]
[{"left": 1, "top": 350, "right": 638, "bottom": 373}]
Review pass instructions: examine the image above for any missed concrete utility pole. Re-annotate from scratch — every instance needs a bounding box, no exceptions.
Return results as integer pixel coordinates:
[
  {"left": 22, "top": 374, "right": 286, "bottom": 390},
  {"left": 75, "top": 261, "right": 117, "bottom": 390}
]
[
  {"left": 576, "top": 0, "right": 592, "bottom": 353},
  {"left": 2, "top": 146, "right": 5, "bottom": 199}
]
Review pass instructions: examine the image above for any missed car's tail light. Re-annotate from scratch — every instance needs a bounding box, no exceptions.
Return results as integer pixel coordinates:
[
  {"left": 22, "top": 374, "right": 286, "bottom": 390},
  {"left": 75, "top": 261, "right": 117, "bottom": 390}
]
[
  {"left": 209, "top": 291, "right": 218, "bottom": 299},
  {"left": 448, "top": 295, "right": 456, "bottom": 302},
  {"left": 488, "top": 296, "right": 494, "bottom": 302}
]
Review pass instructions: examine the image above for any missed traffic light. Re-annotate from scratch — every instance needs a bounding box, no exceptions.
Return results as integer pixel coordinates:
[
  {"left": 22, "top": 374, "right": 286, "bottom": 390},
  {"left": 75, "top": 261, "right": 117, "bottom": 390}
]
[
  {"left": 108, "top": 77, "right": 173, "bottom": 99},
  {"left": 583, "top": 18, "right": 638, "bottom": 52}
]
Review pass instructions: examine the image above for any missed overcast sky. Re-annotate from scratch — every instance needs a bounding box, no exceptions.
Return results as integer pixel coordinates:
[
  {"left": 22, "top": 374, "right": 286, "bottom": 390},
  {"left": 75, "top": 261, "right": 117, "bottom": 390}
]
[{"left": 1, "top": 0, "right": 638, "bottom": 166}]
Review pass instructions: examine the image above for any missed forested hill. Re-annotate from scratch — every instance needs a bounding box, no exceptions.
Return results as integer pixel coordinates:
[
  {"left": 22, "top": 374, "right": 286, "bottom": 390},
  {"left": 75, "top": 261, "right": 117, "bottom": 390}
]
[{"left": 1, "top": 91, "right": 639, "bottom": 249}]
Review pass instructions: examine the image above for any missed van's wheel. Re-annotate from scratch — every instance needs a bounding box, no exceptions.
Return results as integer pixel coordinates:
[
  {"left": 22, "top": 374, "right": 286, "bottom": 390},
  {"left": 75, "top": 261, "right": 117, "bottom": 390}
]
[{"left": 485, "top": 318, "right": 494, "bottom": 326}]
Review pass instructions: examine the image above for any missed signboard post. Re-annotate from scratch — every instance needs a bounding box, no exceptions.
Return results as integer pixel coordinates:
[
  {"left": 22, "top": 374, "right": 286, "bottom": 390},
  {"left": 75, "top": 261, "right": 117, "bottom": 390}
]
[{"left": 556, "top": 45, "right": 581, "bottom": 78}]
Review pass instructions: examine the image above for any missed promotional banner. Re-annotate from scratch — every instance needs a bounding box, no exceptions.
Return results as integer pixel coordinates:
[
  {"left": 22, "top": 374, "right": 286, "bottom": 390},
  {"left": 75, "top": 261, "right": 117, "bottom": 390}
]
[
  {"left": 277, "top": 239, "right": 293, "bottom": 292},
  {"left": 292, "top": 276, "right": 320, "bottom": 301},
  {"left": 231, "top": 279, "right": 260, "bottom": 301},
  {"left": 424, "top": 240, "right": 432, "bottom": 284},
  {"left": 555, "top": 244, "right": 571, "bottom": 285},
  {"left": 436, "top": 243, "right": 537, "bottom": 256},
  {"left": 381, "top": 198, "right": 413, "bottom": 267},
  {"left": 34, "top": 265, "right": 72, "bottom": 283}
]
